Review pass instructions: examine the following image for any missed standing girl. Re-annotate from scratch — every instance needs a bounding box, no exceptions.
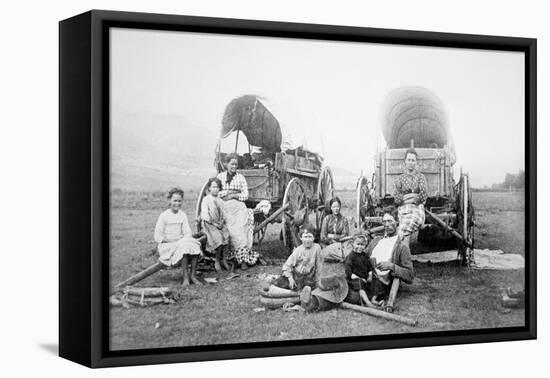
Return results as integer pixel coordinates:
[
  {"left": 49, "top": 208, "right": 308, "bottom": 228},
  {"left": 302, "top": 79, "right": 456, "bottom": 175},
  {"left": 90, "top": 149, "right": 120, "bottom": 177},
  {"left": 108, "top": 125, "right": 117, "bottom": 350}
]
[
  {"left": 200, "top": 177, "right": 230, "bottom": 272},
  {"left": 154, "top": 187, "right": 202, "bottom": 287}
]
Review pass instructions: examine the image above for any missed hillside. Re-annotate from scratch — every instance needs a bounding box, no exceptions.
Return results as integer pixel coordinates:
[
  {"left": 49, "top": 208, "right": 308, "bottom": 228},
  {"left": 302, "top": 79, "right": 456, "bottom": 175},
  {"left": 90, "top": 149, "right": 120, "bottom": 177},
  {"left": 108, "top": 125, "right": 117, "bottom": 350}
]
[
  {"left": 111, "top": 111, "right": 218, "bottom": 191},
  {"left": 110, "top": 110, "right": 359, "bottom": 192}
]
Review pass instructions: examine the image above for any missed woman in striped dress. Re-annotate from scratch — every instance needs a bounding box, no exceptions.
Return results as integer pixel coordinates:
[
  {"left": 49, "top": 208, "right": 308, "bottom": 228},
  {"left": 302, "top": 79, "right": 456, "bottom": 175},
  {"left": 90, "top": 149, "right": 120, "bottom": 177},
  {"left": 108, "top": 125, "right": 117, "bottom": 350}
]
[{"left": 393, "top": 148, "right": 428, "bottom": 240}]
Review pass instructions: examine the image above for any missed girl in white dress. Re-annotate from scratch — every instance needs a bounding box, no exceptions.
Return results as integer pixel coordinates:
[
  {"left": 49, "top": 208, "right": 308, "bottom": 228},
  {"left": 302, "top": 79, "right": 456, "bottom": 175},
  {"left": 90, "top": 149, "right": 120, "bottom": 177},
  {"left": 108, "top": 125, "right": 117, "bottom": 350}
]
[{"left": 154, "top": 188, "right": 202, "bottom": 287}]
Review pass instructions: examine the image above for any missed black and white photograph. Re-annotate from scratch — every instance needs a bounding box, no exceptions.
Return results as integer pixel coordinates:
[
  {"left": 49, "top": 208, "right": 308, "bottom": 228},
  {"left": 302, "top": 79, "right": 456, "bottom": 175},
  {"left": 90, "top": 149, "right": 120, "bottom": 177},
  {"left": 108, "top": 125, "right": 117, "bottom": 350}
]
[{"left": 107, "top": 26, "right": 528, "bottom": 351}]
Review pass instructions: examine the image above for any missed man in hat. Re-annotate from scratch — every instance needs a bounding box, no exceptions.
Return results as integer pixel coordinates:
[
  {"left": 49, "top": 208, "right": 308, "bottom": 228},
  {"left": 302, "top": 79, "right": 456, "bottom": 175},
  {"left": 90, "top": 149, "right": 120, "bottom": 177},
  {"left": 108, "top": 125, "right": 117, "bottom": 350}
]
[
  {"left": 299, "top": 274, "right": 349, "bottom": 312},
  {"left": 366, "top": 211, "right": 415, "bottom": 304}
]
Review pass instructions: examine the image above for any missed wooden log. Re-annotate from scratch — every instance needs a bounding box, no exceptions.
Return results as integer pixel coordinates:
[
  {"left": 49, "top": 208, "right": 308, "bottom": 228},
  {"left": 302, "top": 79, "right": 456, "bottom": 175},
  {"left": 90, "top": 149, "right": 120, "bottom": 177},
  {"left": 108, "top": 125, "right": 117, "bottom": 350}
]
[
  {"left": 259, "top": 285, "right": 300, "bottom": 298},
  {"left": 124, "top": 287, "right": 172, "bottom": 297},
  {"left": 254, "top": 203, "right": 290, "bottom": 234},
  {"left": 340, "top": 302, "right": 417, "bottom": 326},
  {"left": 425, "top": 209, "right": 473, "bottom": 249},
  {"left": 114, "top": 262, "right": 164, "bottom": 291},
  {"left": 125, "top": 297, "right": 170, "bottom": 307},
  {"left": 384, "top": 278, "right": 400, "bottom": 313},
  {"left": 260, "top": 296, "right": 300, "bottom": 309}
]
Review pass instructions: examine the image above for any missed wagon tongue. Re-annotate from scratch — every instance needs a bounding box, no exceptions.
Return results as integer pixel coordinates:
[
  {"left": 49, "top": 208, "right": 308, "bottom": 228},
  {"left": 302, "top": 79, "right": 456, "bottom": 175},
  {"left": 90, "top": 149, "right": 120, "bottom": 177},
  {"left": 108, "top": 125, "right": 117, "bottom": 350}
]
[{"left": 221, "top": 95, "right": 282, "bottom": 153}]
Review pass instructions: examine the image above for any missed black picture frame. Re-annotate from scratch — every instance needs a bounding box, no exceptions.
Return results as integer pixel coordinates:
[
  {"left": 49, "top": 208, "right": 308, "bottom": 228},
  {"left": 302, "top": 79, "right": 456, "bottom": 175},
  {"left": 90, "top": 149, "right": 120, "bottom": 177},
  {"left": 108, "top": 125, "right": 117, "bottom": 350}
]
[{"left": 59, "top": 9, "right": 537, "bottom": 368}]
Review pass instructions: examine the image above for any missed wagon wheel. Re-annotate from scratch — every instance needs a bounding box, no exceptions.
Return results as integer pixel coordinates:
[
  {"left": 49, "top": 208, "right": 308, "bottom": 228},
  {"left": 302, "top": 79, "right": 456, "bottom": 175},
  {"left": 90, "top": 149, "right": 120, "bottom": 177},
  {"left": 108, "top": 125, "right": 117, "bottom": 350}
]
[
  {"left": 195, "top": 181, "right": 210, "bottom": 233},
  {"left": 282, "top": 178, "right": 308, "bottom": 253},
  {"left": 356, "top": 175, "right": 370, "bottom": 231},
  {"left": 316, "top": 167, "right": 334, "bottom": 231},
  {"left": 457, "top": 174, "right": 475, "bottom": 266}
]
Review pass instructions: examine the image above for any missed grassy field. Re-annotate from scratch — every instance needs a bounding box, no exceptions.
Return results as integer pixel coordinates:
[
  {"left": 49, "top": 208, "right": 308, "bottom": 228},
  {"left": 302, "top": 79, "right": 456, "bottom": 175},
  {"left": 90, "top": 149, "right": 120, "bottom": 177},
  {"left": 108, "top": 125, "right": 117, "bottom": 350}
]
[{"left": 109, "top": 190, "right": 525, "bottom": 351}]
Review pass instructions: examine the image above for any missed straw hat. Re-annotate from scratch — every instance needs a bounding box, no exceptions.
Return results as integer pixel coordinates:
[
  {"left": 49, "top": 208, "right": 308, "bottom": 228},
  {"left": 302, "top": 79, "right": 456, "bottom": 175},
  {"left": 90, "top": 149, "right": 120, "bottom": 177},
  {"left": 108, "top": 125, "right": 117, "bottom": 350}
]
[{"left": 312, "top": 274, "right": 349, "bottom": 304}]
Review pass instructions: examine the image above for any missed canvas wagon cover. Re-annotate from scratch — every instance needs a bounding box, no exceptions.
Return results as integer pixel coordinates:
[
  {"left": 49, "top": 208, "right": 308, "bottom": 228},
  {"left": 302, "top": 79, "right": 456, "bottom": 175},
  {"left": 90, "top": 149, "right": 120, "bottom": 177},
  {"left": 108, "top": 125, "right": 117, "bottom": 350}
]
[
  {"left": 382, "top": 86, "right": 451, "bottom": 149},
  {"left": 221, "top": 95, "right": 282, "bottom": 153}
]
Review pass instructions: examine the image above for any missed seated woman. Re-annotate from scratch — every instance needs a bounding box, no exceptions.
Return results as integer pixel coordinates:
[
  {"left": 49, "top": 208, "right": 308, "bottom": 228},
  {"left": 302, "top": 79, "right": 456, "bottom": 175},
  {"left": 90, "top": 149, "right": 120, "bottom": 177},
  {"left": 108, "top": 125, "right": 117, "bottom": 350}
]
[
  {"left": 154, "top": 187, "right": 203, "bottom": 287},
  {"left": 320, "top": 196, "right": 350, "bottom": 248},
  {"left": 217, "top": 153, "right": 259, "bottom": 270},
  {"left": 393, "top": 148, "right": 428, "bottom": 242},
  {"left": 366, "top": 211, "right": 415, "bottom": 304}
]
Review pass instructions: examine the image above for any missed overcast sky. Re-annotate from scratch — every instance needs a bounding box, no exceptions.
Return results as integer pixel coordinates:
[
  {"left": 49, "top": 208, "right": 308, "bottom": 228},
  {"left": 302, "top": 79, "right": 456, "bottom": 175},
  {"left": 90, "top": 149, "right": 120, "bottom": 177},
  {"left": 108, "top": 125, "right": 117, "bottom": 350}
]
[{"left": 111, "top": 28, "right": 525, "bottom": 187}]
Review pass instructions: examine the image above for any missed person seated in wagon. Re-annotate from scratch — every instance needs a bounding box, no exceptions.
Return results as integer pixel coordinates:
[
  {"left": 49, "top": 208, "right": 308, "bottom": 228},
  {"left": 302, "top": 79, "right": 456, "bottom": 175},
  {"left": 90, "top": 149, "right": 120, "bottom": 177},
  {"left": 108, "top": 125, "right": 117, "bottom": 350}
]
[
  {"left": 366, "top": 211, "right": 415, "bottom": 305},
  {"left": 154, "top": 187, "right": 203, "bottom": 287},
  {"left": 216, "top": 153, "right": 259, "bottom": 270},
  {"left": 393, "top": 147, "right": 428, "bottom": 243}
]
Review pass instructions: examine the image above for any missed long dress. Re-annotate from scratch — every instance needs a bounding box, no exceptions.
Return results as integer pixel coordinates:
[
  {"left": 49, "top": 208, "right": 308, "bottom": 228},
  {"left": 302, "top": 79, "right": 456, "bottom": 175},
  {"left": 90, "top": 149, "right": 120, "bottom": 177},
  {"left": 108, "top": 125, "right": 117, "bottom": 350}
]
[
  {"left": 200, "top": 194, "right": 229, "bottom": 253},
  {"left": 217, "top": 171, "right": 258, "bottom": 265},
  {"left": 393, "top": 169, "right": 428, "bottom": 237},
  {"left": 319, "top": 213, "right": 351, "bottom": 261},
  {"left": 154, "top": 209, "right": 202, "bottom": 266}
]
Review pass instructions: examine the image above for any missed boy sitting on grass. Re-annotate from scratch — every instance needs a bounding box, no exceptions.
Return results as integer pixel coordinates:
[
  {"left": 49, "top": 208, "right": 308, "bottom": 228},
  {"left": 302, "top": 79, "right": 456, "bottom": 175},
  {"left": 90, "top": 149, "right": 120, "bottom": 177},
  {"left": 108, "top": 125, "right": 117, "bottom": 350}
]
[
  {"left": 343, "top": 233, "right": 375, "bottom": 307},
  {"left": 272, "top": 225, "right": 321, "bottom": 291}
]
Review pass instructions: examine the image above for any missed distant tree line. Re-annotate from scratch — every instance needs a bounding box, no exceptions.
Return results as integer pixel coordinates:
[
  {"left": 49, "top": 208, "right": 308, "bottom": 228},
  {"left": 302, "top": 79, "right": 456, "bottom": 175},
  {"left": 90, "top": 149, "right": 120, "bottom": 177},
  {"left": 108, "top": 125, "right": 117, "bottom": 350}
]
[{"left": 491, "top": 170, "right": 525, "bottom": 191}]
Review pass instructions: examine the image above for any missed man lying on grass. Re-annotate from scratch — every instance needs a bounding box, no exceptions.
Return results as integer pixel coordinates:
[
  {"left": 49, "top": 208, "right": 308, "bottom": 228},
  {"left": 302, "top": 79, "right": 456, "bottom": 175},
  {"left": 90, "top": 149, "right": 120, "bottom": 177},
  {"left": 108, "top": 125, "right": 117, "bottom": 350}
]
[{"left": 272, "top": 225, "right": 321, "bottom": 291}]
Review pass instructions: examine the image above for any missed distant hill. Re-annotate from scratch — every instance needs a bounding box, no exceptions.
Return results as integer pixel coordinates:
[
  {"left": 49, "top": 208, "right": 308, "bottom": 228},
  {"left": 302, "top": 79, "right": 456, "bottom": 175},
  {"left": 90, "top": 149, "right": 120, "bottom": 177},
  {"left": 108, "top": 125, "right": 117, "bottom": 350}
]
[
  {"left": 110, "top": 110, "right": 361, "bottom": 193},
  {"left": 111, "top": 111, "right": 218, "bottom": 191}
]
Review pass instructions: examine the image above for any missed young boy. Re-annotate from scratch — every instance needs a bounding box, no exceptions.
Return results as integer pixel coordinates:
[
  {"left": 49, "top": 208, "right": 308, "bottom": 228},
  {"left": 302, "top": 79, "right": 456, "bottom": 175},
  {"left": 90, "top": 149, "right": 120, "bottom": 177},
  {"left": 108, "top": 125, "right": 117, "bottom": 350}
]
[
  {"left": 272, "top": 225, "right": 321, "bottom": 291},
  {"left": 343, "top": 233, "right": 375, "bottom": 307}
]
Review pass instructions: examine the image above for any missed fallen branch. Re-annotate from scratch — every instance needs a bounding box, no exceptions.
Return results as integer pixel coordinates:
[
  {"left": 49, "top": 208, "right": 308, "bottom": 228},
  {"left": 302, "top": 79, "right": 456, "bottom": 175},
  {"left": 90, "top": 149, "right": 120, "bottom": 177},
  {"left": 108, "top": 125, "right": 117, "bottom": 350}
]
[
  {"left": 124, "top": 286, "right": 172, "bottom": 297},
  {"left": 340, "top": 302, "right": 417, "bottom": 326},
  {"left": 114, "top": 262, "right": 164, "bottom": 292}
]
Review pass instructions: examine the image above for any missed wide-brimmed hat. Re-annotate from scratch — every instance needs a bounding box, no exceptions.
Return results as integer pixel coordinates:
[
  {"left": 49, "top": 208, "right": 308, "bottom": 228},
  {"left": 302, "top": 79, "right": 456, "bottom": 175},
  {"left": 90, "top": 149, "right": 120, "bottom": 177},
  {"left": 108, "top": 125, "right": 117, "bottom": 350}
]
[{"left": 312, "top": 274, "right": 349, "bottom": 304}]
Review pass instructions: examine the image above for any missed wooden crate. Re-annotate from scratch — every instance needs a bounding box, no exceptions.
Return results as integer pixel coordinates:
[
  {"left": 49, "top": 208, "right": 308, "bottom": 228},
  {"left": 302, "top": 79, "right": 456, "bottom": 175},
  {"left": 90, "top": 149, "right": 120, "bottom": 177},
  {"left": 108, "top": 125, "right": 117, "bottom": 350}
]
[{"left": 238, "top": 169, "right": 278, "bottom": 202}]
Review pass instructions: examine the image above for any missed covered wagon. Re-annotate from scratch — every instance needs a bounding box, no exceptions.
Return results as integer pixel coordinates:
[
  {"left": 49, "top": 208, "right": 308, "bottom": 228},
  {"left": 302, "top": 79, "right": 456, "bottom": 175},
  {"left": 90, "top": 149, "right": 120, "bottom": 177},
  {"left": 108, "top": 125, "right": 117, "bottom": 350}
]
[
  {"left": 356, "top": 87, "right": 475, "bottom": 265},
  {"left": 196, "top": 95, "right": 334, "bottom": 252}
]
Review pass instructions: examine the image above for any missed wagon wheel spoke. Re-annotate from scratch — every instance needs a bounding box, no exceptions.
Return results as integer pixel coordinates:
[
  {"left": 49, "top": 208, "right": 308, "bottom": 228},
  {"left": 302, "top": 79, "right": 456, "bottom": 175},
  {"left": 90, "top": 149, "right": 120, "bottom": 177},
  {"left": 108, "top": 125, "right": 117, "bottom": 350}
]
[
  {"left": 282, "top": 178, "right": 308, "bottom": 253},
  {"left": 355, "top": 175, "right": 370, "bottom": 231},
  {"left": 316, "top": 167, "right": 334, "bottom": 231},
  {"left": 195, "top": 181, "right": 210, "bottom": 234}
]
